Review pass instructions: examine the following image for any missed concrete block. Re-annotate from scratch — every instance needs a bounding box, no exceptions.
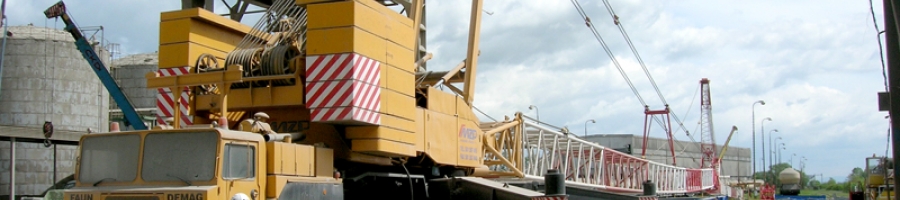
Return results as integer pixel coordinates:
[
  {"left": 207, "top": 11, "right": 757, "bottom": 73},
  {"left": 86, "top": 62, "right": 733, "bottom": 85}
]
[
  {"left": 14, "top": 172, "right": 25, "bottom": 185},
  {"left": 0, "top": 184, "right": 8, "bottom": 195},
  {"left": 13, "top": 149, "right": 25, "bottom": 161},
  {"left": 36, "top": 173, "right": 48, "bottom": 185},
  {"left": 0, "top": 172, "right": 8, "bottom": 184}
]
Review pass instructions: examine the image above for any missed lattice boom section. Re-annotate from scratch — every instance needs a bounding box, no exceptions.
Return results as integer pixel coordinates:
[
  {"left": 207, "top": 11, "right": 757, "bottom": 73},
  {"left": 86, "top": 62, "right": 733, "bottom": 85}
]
[{"left": 488, "top": 119, "right": 716, "bottom": 195}]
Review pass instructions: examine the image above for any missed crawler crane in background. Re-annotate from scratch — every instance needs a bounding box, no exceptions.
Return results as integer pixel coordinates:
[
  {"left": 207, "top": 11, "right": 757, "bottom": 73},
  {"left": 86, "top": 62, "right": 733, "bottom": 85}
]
[{"left": 46, "top": 0, "right": 721, "bottom": 199}]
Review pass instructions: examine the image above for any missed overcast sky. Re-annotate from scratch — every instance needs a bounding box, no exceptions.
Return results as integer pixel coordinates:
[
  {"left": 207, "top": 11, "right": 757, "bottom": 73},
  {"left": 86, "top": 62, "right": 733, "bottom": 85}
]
[{"left": 6, "top": 0, "right": 891, "bottom": 182}]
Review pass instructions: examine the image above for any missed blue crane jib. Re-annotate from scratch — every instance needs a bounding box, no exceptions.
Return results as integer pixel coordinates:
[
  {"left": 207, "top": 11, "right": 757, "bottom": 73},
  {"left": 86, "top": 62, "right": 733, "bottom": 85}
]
[{"left": 43, "top": 1, "right": 148, "bottom": 130}]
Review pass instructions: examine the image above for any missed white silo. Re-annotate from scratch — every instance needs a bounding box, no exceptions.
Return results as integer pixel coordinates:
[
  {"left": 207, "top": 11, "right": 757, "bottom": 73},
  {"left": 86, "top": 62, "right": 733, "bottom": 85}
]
[
  {"left": 0, "top": 25, "right": 110, "bottom": 133},
  {"left": 110, "top": 52, "right": 158, "bottom": 129}
]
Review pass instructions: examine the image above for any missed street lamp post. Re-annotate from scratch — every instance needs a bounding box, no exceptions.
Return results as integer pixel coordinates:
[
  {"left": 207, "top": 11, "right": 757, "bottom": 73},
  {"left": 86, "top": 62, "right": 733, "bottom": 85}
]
[
  {"left": 768, "top": 129, "right": 779, "bottom": 169},
  {"left": 584, "top": 119, "right": 596, "bottom": 137},
  {"left": 761, "top": 117, "right": 772, "bottom": 183},
  {"left": 773, "top": 137, "right": 782, "bottom": 164},
  {"left": 752, "top": 100, "right": 766, "bottom": 178},
  {"left": 529, "top": 105, "right": 540, "bottom": 123},
  {"left": 779, "top": 142, "right": 785, "bottom": 164},
  {"left": 791, "top": 153, "right": 797, "bottom": 167}
]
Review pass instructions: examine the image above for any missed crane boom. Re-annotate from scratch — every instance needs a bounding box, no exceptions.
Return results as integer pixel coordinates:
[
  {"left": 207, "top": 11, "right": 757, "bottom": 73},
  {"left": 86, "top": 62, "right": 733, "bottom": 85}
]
[
  {"left": 700, "top": 78, "right": 716, "bottom": 168},
  {"left": 717, "top": 125, "right": 738, "bottom": 162},
  {"left": 43, "top": 1, "right": 147, "bottom": 130}
]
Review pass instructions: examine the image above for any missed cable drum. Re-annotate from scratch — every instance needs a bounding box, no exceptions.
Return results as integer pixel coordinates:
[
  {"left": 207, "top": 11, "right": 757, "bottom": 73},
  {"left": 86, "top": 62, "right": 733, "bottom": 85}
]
[
  {"left": 226, "top": 48, "right": 264, "bottom": 88},
  {"left": 194, "top": 53, "right": 221, "bottom": 94},
  {"left": 260, "top": 44, "right": 300, "bottom": 85}
]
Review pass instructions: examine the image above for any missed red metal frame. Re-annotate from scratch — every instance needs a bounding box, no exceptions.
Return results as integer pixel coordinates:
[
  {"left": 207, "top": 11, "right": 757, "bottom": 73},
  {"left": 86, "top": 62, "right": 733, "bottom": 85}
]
[{"left": 641, "top": 105, "right": 677, "bottom": 166}]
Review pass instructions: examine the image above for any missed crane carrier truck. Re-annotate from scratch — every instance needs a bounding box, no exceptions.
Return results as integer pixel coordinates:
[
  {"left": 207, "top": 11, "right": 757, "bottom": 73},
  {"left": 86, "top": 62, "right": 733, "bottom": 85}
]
[{"left": 44, "top": 0, "right": 719, "bottom": 199}]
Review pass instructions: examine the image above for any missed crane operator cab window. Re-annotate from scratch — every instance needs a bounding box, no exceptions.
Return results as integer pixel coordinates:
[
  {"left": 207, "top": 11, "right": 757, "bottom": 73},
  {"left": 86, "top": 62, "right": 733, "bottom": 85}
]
[
  {"left": 142, "top": 131, "right": 218, "bottom": 184},
  {"left": 79, "top": 134, "right": 141, "bottom": 185},
  {"left": 223, "top": 143, "right": 255, "bottom": 179}
]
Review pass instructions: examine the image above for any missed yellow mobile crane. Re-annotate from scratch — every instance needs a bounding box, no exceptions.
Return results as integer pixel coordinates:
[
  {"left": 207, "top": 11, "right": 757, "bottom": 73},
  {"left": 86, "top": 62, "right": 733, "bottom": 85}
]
[{"left": 50, "top": 0, "right": 567, "bottom": 199}]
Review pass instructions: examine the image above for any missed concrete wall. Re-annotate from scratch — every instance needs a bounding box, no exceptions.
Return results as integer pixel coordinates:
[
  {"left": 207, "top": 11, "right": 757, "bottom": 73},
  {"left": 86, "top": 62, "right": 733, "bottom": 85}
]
[
  {"left": 0, "top": 141, "right": 77, "bottom": 196},
  {"left": 0, "top": 25, "right": 110, "bottom": 133},
  {"left": 0, "top": 25, "right": 106, "bottom": 197},
  {"left": 110, "top": 52, "right": 158, "bottom": 110}
]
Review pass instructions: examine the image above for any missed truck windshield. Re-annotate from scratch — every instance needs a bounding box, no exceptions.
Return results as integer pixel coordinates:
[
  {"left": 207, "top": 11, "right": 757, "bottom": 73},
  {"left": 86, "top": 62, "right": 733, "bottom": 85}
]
[
  {"left": 141, "top": 131, "right": 218, "bottom": 183},
  {"left": 78, "top": 134, "right": 141, "bottom": 184}
]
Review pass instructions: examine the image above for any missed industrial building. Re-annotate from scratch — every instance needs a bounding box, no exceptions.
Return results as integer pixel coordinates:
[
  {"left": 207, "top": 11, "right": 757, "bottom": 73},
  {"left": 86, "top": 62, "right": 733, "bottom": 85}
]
[{"left": 0, "top": 25, "right": 109, "bottom": 198}]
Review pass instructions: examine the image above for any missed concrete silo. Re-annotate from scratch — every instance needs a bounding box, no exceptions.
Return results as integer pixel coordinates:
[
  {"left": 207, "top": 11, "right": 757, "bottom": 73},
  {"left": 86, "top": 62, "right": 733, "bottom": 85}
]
[
  {"left": 0, "top": 25, "right": 110, "bottom": 197},
  {"left": 110, "top": 52, "right": 159, "bottom": 129}
]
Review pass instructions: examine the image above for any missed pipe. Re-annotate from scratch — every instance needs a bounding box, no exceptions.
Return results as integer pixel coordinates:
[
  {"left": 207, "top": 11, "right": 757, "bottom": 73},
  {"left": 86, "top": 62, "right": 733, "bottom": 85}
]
[
  {"left": 263, "top": 133, "right": 303, "bottom": 142},
  {"left": 0, "top": 0, "right": 8, "bottom": 99},
  {"left": 53, "top": 143, "right": 57, "bottom": 189},
  {"left": 9, "top": 137, "right": 14, "bottom": 200}
]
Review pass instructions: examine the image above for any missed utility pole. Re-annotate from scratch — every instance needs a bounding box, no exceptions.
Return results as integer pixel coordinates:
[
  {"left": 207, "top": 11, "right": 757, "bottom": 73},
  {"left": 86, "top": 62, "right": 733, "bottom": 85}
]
[{"left": 883, "top": 0, "right": 900, "bottom": 199}]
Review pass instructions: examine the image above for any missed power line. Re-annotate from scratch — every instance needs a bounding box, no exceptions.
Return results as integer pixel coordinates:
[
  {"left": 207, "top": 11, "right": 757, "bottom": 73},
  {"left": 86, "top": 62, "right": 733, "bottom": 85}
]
[
  {"left": 567, "top": 0, "right": 646, "bottom": 106},
  {"left": 569, "top": 0, "right": 704, "bottom": 163},
  {"left": 870, "top": 0, "right": 889, "bottom": 91}
]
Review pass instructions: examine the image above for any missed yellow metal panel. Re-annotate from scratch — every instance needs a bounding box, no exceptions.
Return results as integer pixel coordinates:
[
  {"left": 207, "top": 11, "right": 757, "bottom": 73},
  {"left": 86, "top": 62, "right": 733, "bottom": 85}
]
[
  {"left": 295, "top": 0, "right": 340, "bottom": 5},
  {"left": 456, "top": 96, "right": 477, "bottom": 121},
  {"left": 194, "top": 84, "right": 305, "bottom": 111},
  {"left": 284, "top": 143, "right": 298, "bottom": 175},
  {"left": 158, "top": 42, "right": 228, "bottom": 69},
  {"left": 380, "top": 112, "right": 415, "bottom": 132},
  {"left": 456, "top": 119, "right": 483, "bottom": 167},
  {"left": 307, "top": 1, "right": 386, "bottom": 37},
  {"left": 386, "top": 42, "right": 415, "bottom": 72},
  {"left": 385, "top": 65, "right": 414, "bottom": 96},
  {"left": 351, "top": 139, "right": 416, "bottom": 157},
  {"left": 266, "top": 175, "right": 286, "bottom": 198},
  {"left": 160, "top": 18, "right": 246, "bottom": 51},
  {"left": 295, "top": 144, "right": 315, "bottom": 176},
  {"left": 352, "top": 0, "right": 413, "bottom": 28},
  {"left": 160, "top": 8, "right": 254, "bottom": 36},
  {"left": 386, "top": 19, "right": 416, "bottom": 51},
  {"left": 381, "top": 88, "right": 415, "bottom": 120},
  {"left": 315, "top": 147, "right": 335, "bottom": 177},
  {"left": 159, "top": 18, "right": 190, "bottom": 45},
  {"left": 346, "top": 126, "right": 416, "bottom": 144},
  {"left": 380, "top": 65, "right": 387, "bottom": 87},
  {"left": 185, "top": 19, "right": 245, "bottom": 50},
  {"left": 306, "top": 26, "right": 387, "bottom": 63},
  {"left": 427, "top": 87, "right": 457, "bottom": 115},
  {"left": 266, "top": 142, "right": 282, "bottom": 175},
  {"left": 423, "top": 110, "right": 458, "bottom": 165},
  {"left": 415, "top": 108, "right": 425, "bottom": 152}
]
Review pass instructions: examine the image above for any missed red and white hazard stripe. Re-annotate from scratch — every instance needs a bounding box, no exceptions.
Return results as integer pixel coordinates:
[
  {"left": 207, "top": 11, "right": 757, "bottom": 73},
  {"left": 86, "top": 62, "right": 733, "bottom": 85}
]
[
  {"left": 532, "top": 196, "right": 567, "bottom": 200},
  {"left": 310, "top": 106, "right": 381, "bottom": 125},
  {"left": 305, "top": 53, "right": 382, "bottom": 125},
  {"left": 306, "top": 80, "right": 381, "bottom": 110},
  {"left": 155, "top": 67, "right": 193, "bottom": 127},
  {"left": 637, "top": 196, "right": 658, "bottom": 200},
  {"left": 306, "top": 53, "right": 381, "bottom": 85}
]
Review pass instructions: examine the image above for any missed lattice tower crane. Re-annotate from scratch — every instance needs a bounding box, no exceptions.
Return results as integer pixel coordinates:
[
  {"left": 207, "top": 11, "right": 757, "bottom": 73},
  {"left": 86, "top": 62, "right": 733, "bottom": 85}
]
[{"left": 700, "top": 78, "right": 717, "bottom": 168}]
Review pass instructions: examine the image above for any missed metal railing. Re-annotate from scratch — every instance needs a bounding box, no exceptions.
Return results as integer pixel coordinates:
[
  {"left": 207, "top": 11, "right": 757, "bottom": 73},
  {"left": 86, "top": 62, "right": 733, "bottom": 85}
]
[{"left": 482, "top": 113, "right": 716, "bottom": 195}]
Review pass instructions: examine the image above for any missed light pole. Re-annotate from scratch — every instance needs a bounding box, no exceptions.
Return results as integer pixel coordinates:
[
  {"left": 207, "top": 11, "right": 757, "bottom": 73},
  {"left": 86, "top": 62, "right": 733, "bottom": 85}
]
[
  {"left": 760, "top": 117, "right": 772, "bottom": 183},
  {"left": 773, "top": 137, "right": 782, "bottom": 164},
  {"left": 584, "top": 119, "right": 596, "bottom": 137},
  {"left": 529, "top": 105, "right": 539, "bottom": 123},
  {"left": 791, "top": 153, "right": 797, "bottom": 167},
  {"left": 779, "top": 142, "right": 785, "bottom": 164},
  {"left": 768, "top": 129, "right": 778, "bottom": 169},
  {"left": 751, "top": 100, "right": 766, "bottom": 178}
]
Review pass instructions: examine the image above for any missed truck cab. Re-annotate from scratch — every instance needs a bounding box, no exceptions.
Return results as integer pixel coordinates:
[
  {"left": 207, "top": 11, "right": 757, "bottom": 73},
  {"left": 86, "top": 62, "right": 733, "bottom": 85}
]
[{"left": 62, "top": 127, "right": 339, "bottom": 200}]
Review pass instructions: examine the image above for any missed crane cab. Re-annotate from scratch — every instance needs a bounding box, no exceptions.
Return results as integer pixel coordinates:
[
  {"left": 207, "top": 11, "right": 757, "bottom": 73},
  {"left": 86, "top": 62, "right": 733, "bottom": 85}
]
[{"left": 62, "top": 127, "right": 340, "bottom": 200}]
